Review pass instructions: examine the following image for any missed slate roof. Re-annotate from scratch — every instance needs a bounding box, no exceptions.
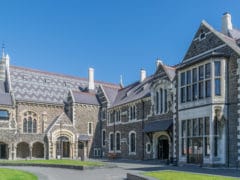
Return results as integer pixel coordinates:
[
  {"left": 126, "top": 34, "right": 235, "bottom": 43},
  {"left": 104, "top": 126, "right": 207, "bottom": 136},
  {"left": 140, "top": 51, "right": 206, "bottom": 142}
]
[
  {"left": 0, "top": 92, "right": 12, "bottom": 106},
  {"left": 72, "top": 91, "right": 100, "bottom": 105},
  {"left": 111, "top": 64, "right": 176, "bottom": 107},
  {"left": 10, "top": 66, "right": 119, "bottom": 105},
  {"left": 101, "top": 85, "right": 119, "bottom": 105},
  {"left": 229, "top": 29, "right": 240, "bottom": 40}
]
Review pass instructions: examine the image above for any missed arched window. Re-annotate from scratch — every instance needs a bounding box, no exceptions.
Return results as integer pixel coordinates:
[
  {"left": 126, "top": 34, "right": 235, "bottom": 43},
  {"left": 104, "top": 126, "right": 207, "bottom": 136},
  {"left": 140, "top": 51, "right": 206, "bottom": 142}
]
[
  {"left": 129, "top": 131, "right": 136, "bottom": 154},
  {"left": 23, "top": 111, "right": 37, "bottom": 133},
  {"left": 116, "top": 132, "right": 121, "bottom": 151}
]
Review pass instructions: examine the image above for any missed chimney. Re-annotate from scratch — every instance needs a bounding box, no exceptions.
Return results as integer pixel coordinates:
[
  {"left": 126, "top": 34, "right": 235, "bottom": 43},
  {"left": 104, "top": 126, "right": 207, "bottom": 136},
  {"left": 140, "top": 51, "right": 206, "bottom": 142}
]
[
  {"left": 222, "top": 12, "right": 233, "bottom": 35},
  {"left": 156, "top": 59, "right": 163, "bottom": 68},
  {"left": 88, "top": 67, "right": 95, "bottom": 91},
  {"left": 140, "top": 69, "right": 146, "bottom": 82}
]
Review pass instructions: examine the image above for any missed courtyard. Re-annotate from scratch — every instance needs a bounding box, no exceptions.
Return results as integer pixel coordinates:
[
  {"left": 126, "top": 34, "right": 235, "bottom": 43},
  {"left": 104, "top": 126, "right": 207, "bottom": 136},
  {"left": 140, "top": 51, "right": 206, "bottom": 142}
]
[{"left": 0, "top": 159, "right": 239, "bottom": 180}]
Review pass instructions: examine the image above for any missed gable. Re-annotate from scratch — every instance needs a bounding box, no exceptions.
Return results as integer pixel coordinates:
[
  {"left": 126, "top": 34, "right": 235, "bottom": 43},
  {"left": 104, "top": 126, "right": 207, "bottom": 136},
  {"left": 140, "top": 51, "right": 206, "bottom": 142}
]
[
  {"left": 183, "top": 22, "right": 226, "bottom": 62},
  {"left": 155, "top": 64, "right": 170, "bottom": 80}
]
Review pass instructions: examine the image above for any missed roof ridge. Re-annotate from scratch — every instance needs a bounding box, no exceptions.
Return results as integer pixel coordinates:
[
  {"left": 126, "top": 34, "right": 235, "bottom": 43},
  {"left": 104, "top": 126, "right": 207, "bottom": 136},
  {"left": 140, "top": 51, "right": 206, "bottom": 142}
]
[{"left": 10, "top": 65, "right": 120, "bottom": 88}]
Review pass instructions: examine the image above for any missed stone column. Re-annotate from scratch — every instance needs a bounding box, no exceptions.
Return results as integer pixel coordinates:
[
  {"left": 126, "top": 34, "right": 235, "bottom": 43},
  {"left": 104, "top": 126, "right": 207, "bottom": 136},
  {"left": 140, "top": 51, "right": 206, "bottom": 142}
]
[
  {"left": 30, "top": 145, "right": 32, "bottom": 159},
  {"left": 237, "top": 58, "right": 240, "bottom": 161}
]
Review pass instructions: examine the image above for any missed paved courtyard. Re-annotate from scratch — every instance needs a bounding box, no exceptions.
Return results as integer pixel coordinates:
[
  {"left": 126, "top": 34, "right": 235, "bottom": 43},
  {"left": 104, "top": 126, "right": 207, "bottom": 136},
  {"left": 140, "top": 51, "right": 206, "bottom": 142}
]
[{"left": 1, "top": 159, "right": 240, "bottom": 180}]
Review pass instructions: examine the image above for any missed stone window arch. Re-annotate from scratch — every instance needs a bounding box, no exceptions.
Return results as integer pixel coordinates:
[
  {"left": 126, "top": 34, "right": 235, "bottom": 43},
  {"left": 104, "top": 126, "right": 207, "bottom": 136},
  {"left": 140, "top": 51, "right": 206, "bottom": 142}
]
[{"left": 23, "top": 111, "right": 38, "bottom": 133}]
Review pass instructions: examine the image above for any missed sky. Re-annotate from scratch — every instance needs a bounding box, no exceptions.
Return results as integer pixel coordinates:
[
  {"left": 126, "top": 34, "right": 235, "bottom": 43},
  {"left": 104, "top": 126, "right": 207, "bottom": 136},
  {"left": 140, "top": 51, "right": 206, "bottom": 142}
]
[{"left": 0, "top": 0, "right": 240, "bottom": 85}]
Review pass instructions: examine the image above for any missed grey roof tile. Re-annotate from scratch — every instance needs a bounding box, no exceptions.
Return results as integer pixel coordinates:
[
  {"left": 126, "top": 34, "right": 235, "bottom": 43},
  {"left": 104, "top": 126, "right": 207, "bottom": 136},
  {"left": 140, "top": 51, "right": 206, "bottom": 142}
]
[
  {"left": 10, "top": 66, "right": 119, "bottom": 104},
  {"left": 0, "top": 93, "right": 13, "bottom": 106},
  {"left": 73, "top": 91, "right": 99, "bottom": 105}
]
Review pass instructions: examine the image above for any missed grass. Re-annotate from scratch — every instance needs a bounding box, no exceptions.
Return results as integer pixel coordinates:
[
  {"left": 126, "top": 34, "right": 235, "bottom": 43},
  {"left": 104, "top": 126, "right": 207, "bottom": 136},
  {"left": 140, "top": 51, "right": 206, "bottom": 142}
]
[
  {"left": 143, "top": 170, "right": 239, "bottom": 180},
  {"left": 0, "top": 159, "right": 103, "bottom": 167},
  {"left": 0, "top": 168, "right": 37, "bottom": 180}
]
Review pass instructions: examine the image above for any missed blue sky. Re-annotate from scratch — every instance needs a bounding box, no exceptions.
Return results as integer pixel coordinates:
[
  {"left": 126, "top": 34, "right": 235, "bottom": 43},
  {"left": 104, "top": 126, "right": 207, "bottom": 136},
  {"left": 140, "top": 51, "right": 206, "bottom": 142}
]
[{"left": 0, "top": 0, "right": 240, "bottom": 85}]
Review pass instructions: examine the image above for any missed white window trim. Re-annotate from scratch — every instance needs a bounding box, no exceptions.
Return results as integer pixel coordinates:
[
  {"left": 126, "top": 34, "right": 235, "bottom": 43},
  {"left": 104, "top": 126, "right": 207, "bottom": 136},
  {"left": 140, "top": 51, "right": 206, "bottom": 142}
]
[
  {"left": 109, "top": 132, "right": 114, "bottom": 153},
  {"left": 115, "top": 131, "right": 121, "bottom": 152},
  {"left": 146, "top": 142, "right": 151, "bottom": 154},
  {"left": 88, "top": 122, "right": 93, "bottom": 136},
  {"left": 129, "top": 131, "right": 136, "bottom": 155},
  {"left": 129, "top": 105, "right": 137, "bottom": 121}
]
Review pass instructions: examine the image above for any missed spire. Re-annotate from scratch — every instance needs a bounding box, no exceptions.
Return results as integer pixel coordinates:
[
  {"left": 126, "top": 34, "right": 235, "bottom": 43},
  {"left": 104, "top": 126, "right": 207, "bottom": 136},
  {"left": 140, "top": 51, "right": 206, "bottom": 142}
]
[
  {"left": 1, "top": 43, "right": 5, "bottom": 59},
  {"left": 120, "top": 75, "right": 124, "bottom": 88}
]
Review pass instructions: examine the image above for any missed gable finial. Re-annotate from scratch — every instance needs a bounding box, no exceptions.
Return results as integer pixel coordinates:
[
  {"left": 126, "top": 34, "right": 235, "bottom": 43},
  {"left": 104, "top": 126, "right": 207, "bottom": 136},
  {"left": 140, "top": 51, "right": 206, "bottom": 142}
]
[{"left": 2, "top": 43, "right": 5, "bottom": 59}]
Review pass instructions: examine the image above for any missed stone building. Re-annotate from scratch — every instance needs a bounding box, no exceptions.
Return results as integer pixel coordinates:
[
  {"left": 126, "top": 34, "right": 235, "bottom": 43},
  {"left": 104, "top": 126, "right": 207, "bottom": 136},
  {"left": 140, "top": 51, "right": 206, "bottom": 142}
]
[
  {"left": 0, "top": 53, "right": 120, "bottom": 160},
  {"left": 176, "top": 13, "right": 240, "bottom": 167},
  {"left": 100, "top": 61, "right": 175, "bottom": 160},
  {"left": 1, "top": 13, "right": 240, "bottom": 167}
]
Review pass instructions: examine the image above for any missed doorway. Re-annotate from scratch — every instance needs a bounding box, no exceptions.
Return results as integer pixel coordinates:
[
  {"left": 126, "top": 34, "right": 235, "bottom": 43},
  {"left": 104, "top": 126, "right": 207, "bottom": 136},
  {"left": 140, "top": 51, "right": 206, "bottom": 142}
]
[
  {"left": 0, "top": 142, "right": 7, "bottom": 159},
  {"left": 56, "top": 136, "right": 70, "bottom": 158},
  {"left": 158, "top": 136, "right": 169, "bottom": 160}
]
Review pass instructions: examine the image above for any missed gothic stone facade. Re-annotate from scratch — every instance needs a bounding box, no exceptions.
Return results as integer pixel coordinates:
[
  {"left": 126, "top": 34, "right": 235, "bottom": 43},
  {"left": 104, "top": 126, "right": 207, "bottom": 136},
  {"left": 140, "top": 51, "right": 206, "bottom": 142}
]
[{"left": 1, "top": 13, "right": 240, "bottom": 167}]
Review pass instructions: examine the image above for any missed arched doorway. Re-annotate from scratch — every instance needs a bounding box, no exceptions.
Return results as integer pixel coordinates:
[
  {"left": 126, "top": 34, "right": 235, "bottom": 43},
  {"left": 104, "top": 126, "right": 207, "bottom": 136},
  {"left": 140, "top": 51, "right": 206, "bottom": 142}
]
[
  {"left": 32, "top": 142, "right": 44, "bottom": 158},
  {"left": 17, "top": 142, "right": 30, "bottom": 158},
  {"left": 0, "top": 142, "right": 8, "bottom": 159},
  {"left": 158, "top": 135, "right": 169, "bottom": 160},
  {"left": 56, "top": 136, "right": 70, "bottom": 158}
]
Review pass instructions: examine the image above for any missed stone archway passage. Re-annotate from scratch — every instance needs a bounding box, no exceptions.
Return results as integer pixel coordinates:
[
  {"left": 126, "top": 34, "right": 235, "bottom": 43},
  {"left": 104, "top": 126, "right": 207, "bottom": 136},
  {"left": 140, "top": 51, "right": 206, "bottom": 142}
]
[
  {"left": 32, "top": 142, "right": 44, "bottom": 158},
  {"left": 17, "top": 142, "right": 30, "bottom": 158},
  {"left": 56, "top": 136, "right": 70, "bottom": 158},
  {"left": 0, "top": 142, "right": 8, "bottom": 159}
]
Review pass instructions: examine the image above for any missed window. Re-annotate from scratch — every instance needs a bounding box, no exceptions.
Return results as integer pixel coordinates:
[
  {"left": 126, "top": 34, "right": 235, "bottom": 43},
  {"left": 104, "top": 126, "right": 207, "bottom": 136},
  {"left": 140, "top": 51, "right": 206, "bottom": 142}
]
[
  {"left": 116, "top": 110, "right": 121, "bottom": 122},
  {"left": 102, "top": 130, "right": 106, "bottom": 146},
  {"left": 146, "top": 143, "right": 151, "bottom": 154},
  {"left": 198, "top": 65, "right": 204, "bottom": 99},
  {"left": 205, "top": 80, "right": 211, "bottom": 97},
  {"left": 0, "top": 110, "right": 9, "bottom": 120},
  {"left": 23, "top": 111, "right": 37, "bottom": 133},
  {"left": 164, "top": 89, "right": 168, "bottom": 112},
  {"left": 160, "top": 88, "right": 163, "bottom": 113},
  {"left": 129, "top": 131, "right": 136, "bottom": 154},
  {"left": 109, "top": 133, "right": 114, "bottom": 151},
  {"left": 187, "top": 70, "right": 192, "bottom": 101},
  {"left": 192, "top": 68, "right": 198, "bottom": 100},
  {"left": 214, "top": 61, "right": 221, "bottom": 96},
  {"left": 181, "top": 72, "right": 186, "bottom": 86},
  {"left": 181, "top": 120, "right": 187, "bottom": 155},
  {"left": 181, "top": 87, "right": 186, "bottom": 103},
  {"left": 156, "top": 91, "right": 159, "bottom": 114},
  {"left": 129, "top": 106, "right": 136, "bottom": 120},
  {"left": 88, "top": 122, "right": 93, "bottom": 135},
  {"left": 116, "top": 132, "right": 121, "bottom": 151}
]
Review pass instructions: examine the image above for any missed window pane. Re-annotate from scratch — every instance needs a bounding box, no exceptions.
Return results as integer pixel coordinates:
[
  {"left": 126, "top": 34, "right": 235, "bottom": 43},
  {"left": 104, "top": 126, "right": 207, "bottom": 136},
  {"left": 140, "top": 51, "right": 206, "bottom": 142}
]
[
  {"left": 181, "top": 87, "right": 186, "bottom": 103},
  {"left": 186, "top": 86, "right": 191, "bottom": 101},
  {"left": 130, "top": 133, "right": 135, "bottom": 152},
  {"left": 116, "top": 133, "right": 120, "bottom": 151},
  {"left": 156, "top": 92, "right": 159, "bottom": 113},
  {"left": 33, "top": 119, "right": 37, "bottom": 133},
  {"left": 215, "top": 79, "right": 221, "bottom": 96},
  {"left": 102, "top": 131, "right": 106, "bottom": 146},
  {"left": 187, "top": 120, "right": 192, "bottom": 137},
  {"left": 192, "top": 68, "right": 197, "bottom": 83},
  {"left": 164, "top": 89, "right": 168, "bottom": 112},
  {"left": 160, "top": 89, "right": 163, "bottom": 112},
  {"left": 110, "top": 134, "right": 114, "bottom": 151},
  {"left": 192, "top": 84, "right": 197, "bottom": 100},
  {"left": 205, "top": 137, "right": 210, "bottom": 156},
  {"left": 214, "top": 61, "right": 221, "bottom": 76},
  {"left": 205, "top": 117, "right": 209, "bottom": 135},
  {"left": 182, "top": 138, "right": 187, "bottom": 155},
  {"left": 199, "top": 65, "right": 204, "bottom": 81},
  {"left": 181, "top": 72, "right": 185, "bottom": 86},
  {"left": 205, "top": 80, "right": 211, "bottom": 97},
  {"left": 28, "top": 117, "right": 32, "bottom": 133},
  {"left": 199, "top": 118, "right": 203, "bottom": 136},
  {"left": 205, "top": 63, "right": 211, "bottom": 79},
  {"left": 187, "top": 70, "right": 191, "bottom": 84},
  {"left": 193, "top": 119, "right": 198, "bottom": 136},
  {"left": 0, "top": 110, "right": 9, "bottom": 120},
  {"left": 182, "top": 120, "right": 186, "bottom": 137},
  {"left": 198, "top": 82, "right": 204, "bottom": 99}
]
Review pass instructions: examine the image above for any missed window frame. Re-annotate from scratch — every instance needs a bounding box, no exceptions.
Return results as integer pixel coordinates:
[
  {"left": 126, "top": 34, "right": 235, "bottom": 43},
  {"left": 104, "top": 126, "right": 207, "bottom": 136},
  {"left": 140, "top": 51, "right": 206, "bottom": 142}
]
[
  {"left": 129, "top": 131, "right": 136, "bottom": 155},
  {"left": 0, "top": 110, "right": 9, "bottom": 120}
]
